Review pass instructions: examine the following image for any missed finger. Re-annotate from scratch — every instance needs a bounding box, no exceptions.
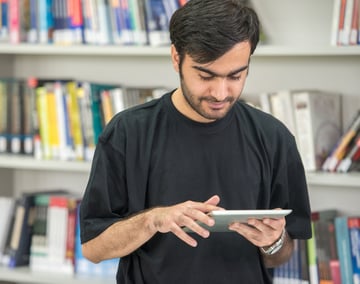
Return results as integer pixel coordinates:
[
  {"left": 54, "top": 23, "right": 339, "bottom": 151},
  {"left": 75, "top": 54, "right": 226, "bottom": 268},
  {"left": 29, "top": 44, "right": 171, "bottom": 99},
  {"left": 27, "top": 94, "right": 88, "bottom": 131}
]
[
  {"left": 171, "top": 225, "right": 199, "bottom": 247},
  {"left": 204, "top": 195, "right": 221, "bottom": 206}
]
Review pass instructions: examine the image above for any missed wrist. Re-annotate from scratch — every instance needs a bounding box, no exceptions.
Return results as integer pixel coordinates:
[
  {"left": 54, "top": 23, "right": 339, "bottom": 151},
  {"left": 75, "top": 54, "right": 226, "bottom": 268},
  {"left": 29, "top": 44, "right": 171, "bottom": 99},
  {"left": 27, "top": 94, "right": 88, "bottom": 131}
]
[{"left": 260, "top": 228, "right": 286, "bottom": 255}]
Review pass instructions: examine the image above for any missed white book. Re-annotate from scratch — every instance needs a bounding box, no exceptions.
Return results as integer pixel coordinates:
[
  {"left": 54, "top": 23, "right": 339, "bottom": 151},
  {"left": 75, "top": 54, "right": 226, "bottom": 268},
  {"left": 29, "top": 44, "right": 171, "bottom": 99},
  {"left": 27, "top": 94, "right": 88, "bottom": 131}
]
[
  {"left": 331, "top": 0, "right": 342, "bottom": 46},
  {"left": 269, "top": 90, "right": 297, "bottom": 138},
  {"left": 258, "top": 92, "right": 273, "bottom": 114},
  {"left": 54, "top": 82, "right": 68, "bottom": 161},
  {"left": 0, "top": 197, "right": 15, "bottom": 265},
  {"left": 47, "top": 195, "right": 74, "bottom": 275},
  {"left": 292, "top": 90, "right": 342, "bottom": 171},
  {"left": 342, "top": 0, "right": 355, "bottom": 45}
]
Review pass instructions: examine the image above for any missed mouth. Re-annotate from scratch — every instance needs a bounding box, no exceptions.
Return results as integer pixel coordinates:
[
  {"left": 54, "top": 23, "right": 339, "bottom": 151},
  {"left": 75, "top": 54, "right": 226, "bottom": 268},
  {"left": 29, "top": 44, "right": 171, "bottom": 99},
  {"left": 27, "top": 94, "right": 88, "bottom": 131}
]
[{"left": 207, "top": 101, "right": 227, "bottom": 110}]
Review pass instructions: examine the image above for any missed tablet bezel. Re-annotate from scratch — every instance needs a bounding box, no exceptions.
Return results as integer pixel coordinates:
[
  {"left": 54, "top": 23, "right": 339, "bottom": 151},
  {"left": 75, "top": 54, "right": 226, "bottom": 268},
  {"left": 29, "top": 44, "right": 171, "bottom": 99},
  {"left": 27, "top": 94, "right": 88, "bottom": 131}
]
[{"left": 204, "top": 209, "right": 292, "bottom": 232}]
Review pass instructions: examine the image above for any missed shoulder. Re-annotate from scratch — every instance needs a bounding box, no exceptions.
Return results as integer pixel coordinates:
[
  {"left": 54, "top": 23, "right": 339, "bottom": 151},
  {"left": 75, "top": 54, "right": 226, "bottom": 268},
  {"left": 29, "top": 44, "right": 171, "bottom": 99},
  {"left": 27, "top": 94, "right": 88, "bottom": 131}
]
[
  {"left": 235, "top": 100, "right": 294, "bottom": 141},
  {"left": 99, "top": 92, "right": 171, "bottom": 144}
]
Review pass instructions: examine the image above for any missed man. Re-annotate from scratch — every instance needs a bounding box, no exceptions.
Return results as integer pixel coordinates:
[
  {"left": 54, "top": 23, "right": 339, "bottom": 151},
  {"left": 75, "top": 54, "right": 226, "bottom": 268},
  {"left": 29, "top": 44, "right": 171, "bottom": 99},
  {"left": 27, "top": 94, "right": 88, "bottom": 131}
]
[{"left": 80, "top": 0, "right": 312, "bottom": 283}]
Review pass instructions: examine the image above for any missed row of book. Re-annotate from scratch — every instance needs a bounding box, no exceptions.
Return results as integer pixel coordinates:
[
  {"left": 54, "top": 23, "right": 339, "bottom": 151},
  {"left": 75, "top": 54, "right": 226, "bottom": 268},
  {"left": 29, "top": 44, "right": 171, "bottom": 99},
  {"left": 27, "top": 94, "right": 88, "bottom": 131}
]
[
  {"left": 331, "top": 0, "right": 360, "bottom": 46},
  {"left": 0, "top": 192, "right": 119, "bottom": 277},
  {"left": 0, "top": 77, "right": 169, "bottom": 161},
  {"left": 272, "top": 209, "right": 360, "bottom": 284},
  {"left": 258, "top": 89, "right": 360, "bottom": 173},
  {"left": 0, "top": 0, "right": 188, "bottom": 46},
  {"left": 1, "top": 192, "right": 359, "bottom": 283}
]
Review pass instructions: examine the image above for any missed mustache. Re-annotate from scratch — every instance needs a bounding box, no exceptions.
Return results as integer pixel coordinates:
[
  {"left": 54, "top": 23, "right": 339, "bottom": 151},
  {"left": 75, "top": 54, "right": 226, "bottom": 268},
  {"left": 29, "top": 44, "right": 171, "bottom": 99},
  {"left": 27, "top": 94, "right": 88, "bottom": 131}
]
[{"left": 199, "top": 96, "right": 235, "bottom": 103}]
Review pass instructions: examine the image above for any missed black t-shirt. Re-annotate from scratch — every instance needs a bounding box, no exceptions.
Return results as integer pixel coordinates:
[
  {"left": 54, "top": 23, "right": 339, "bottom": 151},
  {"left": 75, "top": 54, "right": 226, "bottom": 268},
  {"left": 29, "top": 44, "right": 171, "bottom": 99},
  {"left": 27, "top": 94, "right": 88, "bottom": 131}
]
[{"left": 80, "top": 91, "right": 312, "bottom": 284}]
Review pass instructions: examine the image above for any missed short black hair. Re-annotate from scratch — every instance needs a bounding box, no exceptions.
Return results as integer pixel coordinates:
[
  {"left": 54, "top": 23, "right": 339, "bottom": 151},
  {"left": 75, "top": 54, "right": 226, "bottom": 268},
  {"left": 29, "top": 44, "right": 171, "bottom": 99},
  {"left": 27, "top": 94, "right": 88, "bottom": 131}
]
[{"left": 169, "top": 0, "right": 260, "bottom": 64}]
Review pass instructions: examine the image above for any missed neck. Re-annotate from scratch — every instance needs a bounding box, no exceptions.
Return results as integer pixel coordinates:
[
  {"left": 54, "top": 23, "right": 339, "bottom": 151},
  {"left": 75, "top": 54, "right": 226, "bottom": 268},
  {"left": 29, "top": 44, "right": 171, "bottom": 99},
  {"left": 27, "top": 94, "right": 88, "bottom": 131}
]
[{"left": 171, "top": 88, "right": 215, "bottom": 123}]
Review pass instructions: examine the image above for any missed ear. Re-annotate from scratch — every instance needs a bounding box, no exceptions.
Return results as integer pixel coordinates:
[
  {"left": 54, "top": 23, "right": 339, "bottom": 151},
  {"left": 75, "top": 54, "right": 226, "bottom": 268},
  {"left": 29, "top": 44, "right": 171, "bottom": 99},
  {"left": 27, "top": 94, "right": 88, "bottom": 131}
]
[{"left": 171, "top": 44, "right": 180, "bottom": 73}]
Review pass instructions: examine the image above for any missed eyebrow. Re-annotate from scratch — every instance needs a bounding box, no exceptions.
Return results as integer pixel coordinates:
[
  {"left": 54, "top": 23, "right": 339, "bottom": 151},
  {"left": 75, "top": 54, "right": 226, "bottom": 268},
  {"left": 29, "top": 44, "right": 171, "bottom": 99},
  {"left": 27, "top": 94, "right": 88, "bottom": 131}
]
[{"left": 192, "top": 65, "right": 249, "bottom": 78}]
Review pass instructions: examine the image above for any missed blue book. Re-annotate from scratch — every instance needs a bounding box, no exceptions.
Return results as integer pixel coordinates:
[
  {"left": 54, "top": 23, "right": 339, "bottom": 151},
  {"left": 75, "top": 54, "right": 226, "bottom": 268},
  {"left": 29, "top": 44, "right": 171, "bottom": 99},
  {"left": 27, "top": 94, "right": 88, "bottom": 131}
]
[
  {"left": 0, "top": 0, "right": 8, "bottom": 40},
  {"left": 335, "top": 216, "right": 354, "bottom": 284},
  {"left": 348, "top": 217, "right": 360, "bottom": 284},
  {"left": 74, "top": 204, "right": 120, "bottom": 278}
]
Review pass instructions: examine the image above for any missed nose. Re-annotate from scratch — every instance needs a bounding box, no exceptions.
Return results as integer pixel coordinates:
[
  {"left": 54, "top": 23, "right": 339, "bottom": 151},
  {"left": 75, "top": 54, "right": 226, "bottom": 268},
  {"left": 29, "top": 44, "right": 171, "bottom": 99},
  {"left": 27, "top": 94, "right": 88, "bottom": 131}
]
[{"left": 211, "top": 78, "right": 228, "bottom": 101}]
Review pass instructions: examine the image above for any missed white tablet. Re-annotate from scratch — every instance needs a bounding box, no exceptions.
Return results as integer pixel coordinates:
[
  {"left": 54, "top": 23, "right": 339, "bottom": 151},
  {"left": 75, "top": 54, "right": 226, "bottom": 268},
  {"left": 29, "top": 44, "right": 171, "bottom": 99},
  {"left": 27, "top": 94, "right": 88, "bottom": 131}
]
[{"left": 185, "top": 209, "right": 292, "bottom": 233}]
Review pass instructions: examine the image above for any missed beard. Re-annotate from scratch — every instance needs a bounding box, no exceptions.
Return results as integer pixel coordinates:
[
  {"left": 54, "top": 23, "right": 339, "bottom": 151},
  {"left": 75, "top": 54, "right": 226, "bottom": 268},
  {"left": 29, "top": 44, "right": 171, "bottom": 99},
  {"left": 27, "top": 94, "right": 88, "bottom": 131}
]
[{"left": 180, "top": 77, "right": 240, "bottom": 121}]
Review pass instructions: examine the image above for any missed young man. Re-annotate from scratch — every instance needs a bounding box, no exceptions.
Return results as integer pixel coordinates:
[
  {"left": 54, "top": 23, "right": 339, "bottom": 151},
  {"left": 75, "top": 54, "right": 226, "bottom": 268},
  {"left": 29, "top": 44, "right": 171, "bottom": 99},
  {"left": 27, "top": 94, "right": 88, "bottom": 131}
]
[{"left": 80, "top": 0, "right": 312, "bottom": 283}]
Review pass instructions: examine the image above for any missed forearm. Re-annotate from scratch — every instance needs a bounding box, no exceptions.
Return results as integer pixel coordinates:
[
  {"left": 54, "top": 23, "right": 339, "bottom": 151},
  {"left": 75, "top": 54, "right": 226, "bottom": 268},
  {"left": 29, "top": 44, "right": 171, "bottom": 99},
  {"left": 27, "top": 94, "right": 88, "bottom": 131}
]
[
  {"left": 82, "top": 209, "right": 156, "bottom": 263},
  {"left": 261, "top": 230, "right": 294, "bottom": 268}
]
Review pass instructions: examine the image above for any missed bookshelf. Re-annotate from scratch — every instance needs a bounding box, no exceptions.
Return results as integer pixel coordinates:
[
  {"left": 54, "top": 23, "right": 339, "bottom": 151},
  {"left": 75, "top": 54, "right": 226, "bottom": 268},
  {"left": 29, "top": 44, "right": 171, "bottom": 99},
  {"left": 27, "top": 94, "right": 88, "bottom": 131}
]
[
  {"left": 0, "top": 266, "right": 115, "bottom": 284},
  {"left": 1, "top": 0, "right": 360, "bottom": 283}
]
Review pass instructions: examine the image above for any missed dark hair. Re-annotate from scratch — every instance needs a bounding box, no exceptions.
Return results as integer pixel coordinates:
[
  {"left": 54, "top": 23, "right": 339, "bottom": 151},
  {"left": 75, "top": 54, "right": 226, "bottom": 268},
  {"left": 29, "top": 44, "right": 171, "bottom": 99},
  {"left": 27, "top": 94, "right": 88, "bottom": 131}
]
[{"left": 169, "top": 0, "right": 260, "bottom": 64}]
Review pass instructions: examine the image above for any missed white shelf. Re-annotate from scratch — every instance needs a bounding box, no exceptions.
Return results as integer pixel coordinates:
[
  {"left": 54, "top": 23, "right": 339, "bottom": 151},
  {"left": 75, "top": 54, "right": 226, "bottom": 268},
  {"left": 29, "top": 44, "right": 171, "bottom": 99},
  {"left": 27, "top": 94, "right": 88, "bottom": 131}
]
[
  {"left": 0, "top": 43, "right": 171, "bottom": 56},
  {"left": 0, "top": 266, "right": 115, "bottom": 284},
  {"left": 0, "top": 155, "right": 359, "bottom": 187},
  {"left": 0, "top": 155, "right": 91, "bottom": 173},
  {"left": 306, "top": 172, "right": 360, "bottom": 188},
  {"left": 254, "top": 45, "right": 360, "bottom": 57},
  {"left": 0, "top": 43, "right": 360, "bottom": 57}
]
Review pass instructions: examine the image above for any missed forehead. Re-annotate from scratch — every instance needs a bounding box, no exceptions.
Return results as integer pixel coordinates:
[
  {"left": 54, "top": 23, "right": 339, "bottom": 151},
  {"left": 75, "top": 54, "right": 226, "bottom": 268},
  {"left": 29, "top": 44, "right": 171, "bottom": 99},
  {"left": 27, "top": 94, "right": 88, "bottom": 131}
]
[{"left": 185, "top": 42, "right": 251, "bottom": 72}]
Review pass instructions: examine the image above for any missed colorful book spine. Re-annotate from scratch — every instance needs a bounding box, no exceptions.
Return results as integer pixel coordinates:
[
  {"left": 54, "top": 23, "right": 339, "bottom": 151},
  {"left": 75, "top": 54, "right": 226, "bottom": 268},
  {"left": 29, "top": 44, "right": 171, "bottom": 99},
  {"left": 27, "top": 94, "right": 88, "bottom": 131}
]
[
  {"left": 335, "top": 216, "right": 354, "bottom": 284},
  {"left": 348, "top": 217, "right": 360, "bottom": 284},
  {"left": 67, "top": 81, "right": 84, "bottom": 160},
  {"left": 0, "top": 0, "right": 9, "bottom": 41}
]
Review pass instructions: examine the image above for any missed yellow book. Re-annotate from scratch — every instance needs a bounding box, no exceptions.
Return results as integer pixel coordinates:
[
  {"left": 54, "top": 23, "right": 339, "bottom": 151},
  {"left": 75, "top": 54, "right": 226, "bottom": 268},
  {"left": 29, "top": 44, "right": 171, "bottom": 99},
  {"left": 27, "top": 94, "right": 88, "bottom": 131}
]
[
  {"left": 35, "top": 86, "right": 50, "bottom": 159},
  {"left": 100, "top": 89, "right": 113, "bottom": 126},
  {"left": 67, "top": 81, "right": 84, "bottom": 160},
  {"left": 45, "top": 83, "right": 60, "bottom": 159}
]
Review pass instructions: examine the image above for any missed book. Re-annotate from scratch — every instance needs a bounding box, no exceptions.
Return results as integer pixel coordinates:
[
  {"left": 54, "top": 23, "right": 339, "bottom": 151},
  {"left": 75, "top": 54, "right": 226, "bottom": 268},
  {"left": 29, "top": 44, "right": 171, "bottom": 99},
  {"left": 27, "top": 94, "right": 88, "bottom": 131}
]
[
  {"left": 330, "top": 259, "right": 342, "bottom": 284},
  {"left": 21, "top": 77, "right": 36, "bottom": 155},
  {"left": 47, "top": 194, "right": 80, "bottom": 274},
  {"left": 0, "top": 79, "right": 9, "bottom": 153},
  {"left": 307, "top": 221, "right": 319, "bottom": 284},
  {"left": 96, "top": 0, "right": 112, "bottom": 45},
  {"left": 0, "top": 196, "right": 15, "bottom": 265},
  {"left": 7, "top": 79, "right": 24, "bottom": 154},
  {"left": 338, "top": 0, "right": 348, "bottom": 45},
  {"left": 30, "top": 193, "right": 54, "bottom": 271},
  {"left": 322, "top": 110, "right": 360, "bottom": 172},
  {"left": 69, "top": 0, "right": 84, "bottom": 44},
  {"left": 37, "top": 0, "right": 53, "bottom": 44},
  {"left": 143, "top": 0, "right": 170, "bottom": 46},
  {"left": 335, "top": 216, "right": 354, "bottom": 284},
  {"left": 331, "top": 0, "right": 342, "bottom": 46},
  {"left": 77, "top": 81, "right": 96, "bottom": 161},
  {"left": 292, "top": 90, "right": 342, "bottom": 171},
  {"left": 74, "top": 203, "right": 120, "bottom": 278},
  {"left": 128, "top": 0, "right": 148, "bottom": 45},
  {"left": 67, "top": 80, "right": 84, "bottom": 160},
  {"left": 314, "top": 216, "right": 339, "bottom": 284},
  {"left": 336, "top": 132, "right": 360, "bottom": 172},
  {"left": 7, "top": 192, "right": 36, "bottom": 267},
  {"left": 89, "top": 82, "right": 120, "bottom": 144},
  {"left": 342, "top": 0, "right": 355, "bottom": 45},
  {"left": 348, "top": 217, "right": 360, "bottom": 284},
  {"left": 308, "top": 209, "right": 338, "bottom": 284},
  {"left": 350, "top": 0, "right": 359, "bottom": 45},
  {"left": 7, "top": 190, "right": 69, "bottom": 268},
  {"left": 269, "top": 89, "right": 297, "bottom": 136},
  {"left": 0, "top": 0, "right": 9, "bottom": 42},
  {"left": 27, "top": 0, "right": 38, "bottom": 43},
  {"left": 272, "top": 239, "right": 308, "bottom": 283}
]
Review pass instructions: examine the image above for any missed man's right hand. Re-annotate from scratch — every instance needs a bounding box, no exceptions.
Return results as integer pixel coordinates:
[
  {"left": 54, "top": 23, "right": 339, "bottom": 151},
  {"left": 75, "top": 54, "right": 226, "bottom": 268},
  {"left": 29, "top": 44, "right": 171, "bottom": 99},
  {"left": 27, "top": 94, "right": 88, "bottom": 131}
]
[{"left": 149, "top": 195, "right": 222, "bottom": 247}]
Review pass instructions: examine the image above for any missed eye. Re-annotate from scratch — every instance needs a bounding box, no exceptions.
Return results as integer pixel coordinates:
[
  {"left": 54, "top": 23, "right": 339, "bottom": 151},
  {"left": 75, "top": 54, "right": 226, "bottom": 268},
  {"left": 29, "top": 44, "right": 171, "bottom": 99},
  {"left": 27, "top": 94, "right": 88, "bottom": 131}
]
[
  {"left": 228, "top": 75, "right": 241, "bottom": 81},
  {"left": 199, "top": 75, "right": 214, "bottom": 81}
]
